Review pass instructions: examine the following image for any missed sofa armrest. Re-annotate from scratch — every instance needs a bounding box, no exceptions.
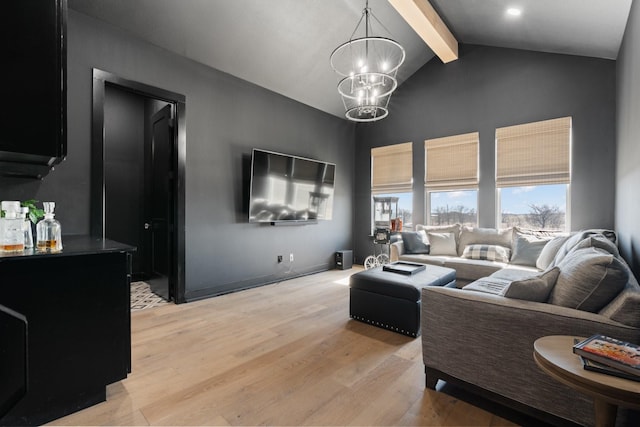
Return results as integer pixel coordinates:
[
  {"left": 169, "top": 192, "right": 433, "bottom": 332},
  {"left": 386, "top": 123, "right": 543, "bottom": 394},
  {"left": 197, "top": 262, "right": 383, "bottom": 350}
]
[
  {"left": 390, "top": 241, "right": 404, "bottom": 262},
  {"left": 421, "top": 286, "right": 640, "bottom": 426}
]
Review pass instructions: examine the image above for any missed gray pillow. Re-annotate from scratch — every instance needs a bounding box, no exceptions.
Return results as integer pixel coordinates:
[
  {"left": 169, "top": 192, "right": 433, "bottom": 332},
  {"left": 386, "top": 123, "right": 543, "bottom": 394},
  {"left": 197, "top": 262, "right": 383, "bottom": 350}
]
[
  {"left": 549, "top": 247, "right": 629, "bottom": 312},
  {"left": 427, "top": 232, "right": 458, "bottom": 256},
  {"left": 511, "top": 235, "right": 550, "bottom": 267},
  {"left": 401, "top": 230, "right": 430, "bottom": 254},
  {"left": 536, "top": 235, "right": 570, "bottom": 270},
  {"left": 551, "top": 229, "right": 617, "bottom": 266},
  {"left": 573, "top": 234, "right": 620, "bottom": 258},
  {"left": 503, "top": 267, "right": 560, "bottom": 302}
]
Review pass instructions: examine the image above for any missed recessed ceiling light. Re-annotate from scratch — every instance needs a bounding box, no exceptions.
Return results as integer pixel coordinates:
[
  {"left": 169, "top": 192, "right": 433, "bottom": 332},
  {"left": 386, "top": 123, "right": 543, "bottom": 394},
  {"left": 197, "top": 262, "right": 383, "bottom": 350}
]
[{"left": 506, "top": 8, "right": 522, "bottom": 17}]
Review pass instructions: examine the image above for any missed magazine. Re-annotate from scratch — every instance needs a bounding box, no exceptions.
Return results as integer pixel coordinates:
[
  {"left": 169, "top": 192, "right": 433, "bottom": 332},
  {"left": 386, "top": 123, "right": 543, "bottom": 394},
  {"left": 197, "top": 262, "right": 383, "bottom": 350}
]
[
  {"left": 579, "top": 355, "right": 640, "bottom": 382},
  {"left": 573, "top": 334, "right": 640, "bottom": 378}
]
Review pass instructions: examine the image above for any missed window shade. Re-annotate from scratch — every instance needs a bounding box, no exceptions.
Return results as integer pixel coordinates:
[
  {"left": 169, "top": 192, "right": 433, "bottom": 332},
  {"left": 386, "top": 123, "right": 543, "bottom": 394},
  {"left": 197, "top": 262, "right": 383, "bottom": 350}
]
[
  {"left": 496, "top": 117, "right": 571, "bottom": 187},
  {"left": 425, "top": 132, "right": 479, "bottom": 190},
  {"left": 371, "top": 142, "right": 413, "bottom": 194}
]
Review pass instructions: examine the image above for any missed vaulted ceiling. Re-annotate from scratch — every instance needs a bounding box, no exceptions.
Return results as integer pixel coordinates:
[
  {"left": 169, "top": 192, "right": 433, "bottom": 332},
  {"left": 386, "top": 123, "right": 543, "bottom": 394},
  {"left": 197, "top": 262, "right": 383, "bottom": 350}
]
[{"left": 68, "top": 0, "right": 633, "bottom": 119}]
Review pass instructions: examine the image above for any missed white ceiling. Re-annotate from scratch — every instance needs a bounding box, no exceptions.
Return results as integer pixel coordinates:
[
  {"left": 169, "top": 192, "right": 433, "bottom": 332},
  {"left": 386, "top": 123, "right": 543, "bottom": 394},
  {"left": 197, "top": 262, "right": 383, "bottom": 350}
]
[{"left": 68, "top": 0, "right": 633, "bottom": 120}]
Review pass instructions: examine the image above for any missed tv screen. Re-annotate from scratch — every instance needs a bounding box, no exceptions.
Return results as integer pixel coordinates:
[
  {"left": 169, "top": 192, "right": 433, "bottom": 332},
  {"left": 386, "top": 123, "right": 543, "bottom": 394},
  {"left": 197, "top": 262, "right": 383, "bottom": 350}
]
[{"left": 249, "top": 149, "right": 335, "bottom": 223}]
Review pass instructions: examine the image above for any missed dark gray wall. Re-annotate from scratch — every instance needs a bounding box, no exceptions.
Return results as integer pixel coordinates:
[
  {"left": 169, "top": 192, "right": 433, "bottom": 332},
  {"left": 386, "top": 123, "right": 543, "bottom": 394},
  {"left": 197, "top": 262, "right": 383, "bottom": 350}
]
[
  {"left": 0, "top": 10, "right": 355, "bottom": 300},
  {"left": 354, "top": 44, "right": 616, "bottom": 263},
  {"left": 616, "top": 0, "right": 640, "bottom": 276}
]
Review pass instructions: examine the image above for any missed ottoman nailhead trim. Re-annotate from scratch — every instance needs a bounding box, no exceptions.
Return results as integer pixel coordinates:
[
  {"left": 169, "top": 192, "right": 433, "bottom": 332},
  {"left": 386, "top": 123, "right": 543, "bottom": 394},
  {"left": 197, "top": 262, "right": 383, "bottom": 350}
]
[{"left": 349, "top": 315, "right": 418, "bottom": 337}]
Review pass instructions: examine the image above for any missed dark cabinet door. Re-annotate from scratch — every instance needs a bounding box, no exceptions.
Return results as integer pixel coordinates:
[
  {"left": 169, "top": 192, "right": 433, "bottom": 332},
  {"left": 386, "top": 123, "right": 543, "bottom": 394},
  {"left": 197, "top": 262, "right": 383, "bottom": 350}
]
[{"left": 0, "top": 0, "right": 66, "bottom": 178}]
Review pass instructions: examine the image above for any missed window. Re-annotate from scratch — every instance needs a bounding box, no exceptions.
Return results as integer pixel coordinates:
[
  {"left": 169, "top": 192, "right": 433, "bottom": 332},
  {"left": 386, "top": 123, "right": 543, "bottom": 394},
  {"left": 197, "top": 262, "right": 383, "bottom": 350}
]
[
  {"left": 371, "top": 142, "right": 413, "bottom": 230},
  {"left": 496, "top": 117, "right": 571, "bottom": 230},
  {"left": 499, "top": 184, "right": 568, "bottom": 230},
  {"left": 429, "top": 190, "right": 477, "bottom": 226},
  {"left": 425, "top": 132, "right": 479, "bottom": 226}
]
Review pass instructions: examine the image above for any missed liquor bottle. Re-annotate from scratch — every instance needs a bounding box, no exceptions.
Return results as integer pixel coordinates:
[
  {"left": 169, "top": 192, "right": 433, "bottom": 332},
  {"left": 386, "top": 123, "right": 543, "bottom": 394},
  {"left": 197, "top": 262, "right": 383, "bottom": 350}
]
[
  {"left": 0, "top": 201, "right": 26, "bottom": 253},
  {"left": 36, "top": 202, "right": 62, "bottom": 252},
  {"left": 21, "top": 206, "right": 34, "bottom": 249}
]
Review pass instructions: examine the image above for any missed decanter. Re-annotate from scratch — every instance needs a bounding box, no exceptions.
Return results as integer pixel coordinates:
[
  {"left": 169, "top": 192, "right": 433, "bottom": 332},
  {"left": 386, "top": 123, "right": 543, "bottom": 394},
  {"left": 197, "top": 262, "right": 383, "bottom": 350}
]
[
  {"left": 36, "top": 202, "right": 63, "bottom": 252},
  {"left": 0, "top": 201, "right": 26, "bottom": 253}
]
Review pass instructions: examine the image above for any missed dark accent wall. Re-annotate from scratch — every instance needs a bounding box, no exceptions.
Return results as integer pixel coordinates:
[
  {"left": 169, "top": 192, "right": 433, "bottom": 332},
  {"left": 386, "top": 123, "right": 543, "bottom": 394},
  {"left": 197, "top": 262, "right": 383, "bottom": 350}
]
[
  {"left": 616, "top": 0, "right": 640, "bottom": 277},
  {"left": 354, "top": 44, "right": 616, "bottom": 263},
  {"left": 0, "top": 10, "right": 355, "bottom": 300}
]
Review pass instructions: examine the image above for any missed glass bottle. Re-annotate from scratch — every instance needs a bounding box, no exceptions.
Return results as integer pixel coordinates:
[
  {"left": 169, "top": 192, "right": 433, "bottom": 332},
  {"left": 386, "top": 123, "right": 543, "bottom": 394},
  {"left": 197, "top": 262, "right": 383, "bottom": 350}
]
[
  {"left": 21, "top": 206, "right": 34, "bottom": 249},
  {"left": 0, "top": 201, "right": 26, "bottom": 253},
  {"left": 36, "top": 202, "right": 62, "bottom": 252}
]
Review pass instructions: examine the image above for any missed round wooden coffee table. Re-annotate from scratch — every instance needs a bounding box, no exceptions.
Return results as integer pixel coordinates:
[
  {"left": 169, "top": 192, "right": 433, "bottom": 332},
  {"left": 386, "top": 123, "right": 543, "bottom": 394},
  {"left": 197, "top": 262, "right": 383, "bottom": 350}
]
[{"left": 533, "top": 335, "right": 640, "bottom": 427}]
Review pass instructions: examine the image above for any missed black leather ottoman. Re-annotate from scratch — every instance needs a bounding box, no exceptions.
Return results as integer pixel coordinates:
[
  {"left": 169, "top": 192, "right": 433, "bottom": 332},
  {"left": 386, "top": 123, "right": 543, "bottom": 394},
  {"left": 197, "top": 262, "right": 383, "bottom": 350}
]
[{"left": 349, "top": 265, "right": 456, "bottom": 337}]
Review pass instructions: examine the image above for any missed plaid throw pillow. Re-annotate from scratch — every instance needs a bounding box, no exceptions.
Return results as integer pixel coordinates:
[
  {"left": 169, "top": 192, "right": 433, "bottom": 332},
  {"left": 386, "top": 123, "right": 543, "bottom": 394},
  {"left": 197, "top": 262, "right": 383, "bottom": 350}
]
[{"left": 462, "top": 244, "right": 511, "bottom": 263}]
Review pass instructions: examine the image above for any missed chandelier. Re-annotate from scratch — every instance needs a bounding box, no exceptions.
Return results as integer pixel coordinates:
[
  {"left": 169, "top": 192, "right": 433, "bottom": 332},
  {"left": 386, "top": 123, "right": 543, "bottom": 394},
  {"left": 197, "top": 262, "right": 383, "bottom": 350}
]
[{"left": 330, "top": 0, "right": 405, "bottom": 122}]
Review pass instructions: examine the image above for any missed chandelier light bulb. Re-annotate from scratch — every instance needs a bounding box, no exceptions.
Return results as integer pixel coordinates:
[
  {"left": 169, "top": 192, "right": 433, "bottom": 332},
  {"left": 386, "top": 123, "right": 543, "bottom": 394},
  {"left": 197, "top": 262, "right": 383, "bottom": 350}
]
[{"left": 329, "top": 0, "right": 405, "bottom": 122}]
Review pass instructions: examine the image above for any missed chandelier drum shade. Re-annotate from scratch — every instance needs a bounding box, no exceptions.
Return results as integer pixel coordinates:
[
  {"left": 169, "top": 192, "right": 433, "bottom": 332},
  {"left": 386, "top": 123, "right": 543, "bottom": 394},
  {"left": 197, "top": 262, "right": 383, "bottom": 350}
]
[{"left": 330, "top": 1, "right": 405, "bottom": 122}]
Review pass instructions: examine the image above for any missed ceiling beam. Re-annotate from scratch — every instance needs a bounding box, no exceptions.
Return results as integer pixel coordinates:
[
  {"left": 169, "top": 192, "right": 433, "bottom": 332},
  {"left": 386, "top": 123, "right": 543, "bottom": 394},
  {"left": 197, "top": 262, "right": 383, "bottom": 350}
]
[{"left": 388, "top": 0, "right": 458, "bottom": 63}]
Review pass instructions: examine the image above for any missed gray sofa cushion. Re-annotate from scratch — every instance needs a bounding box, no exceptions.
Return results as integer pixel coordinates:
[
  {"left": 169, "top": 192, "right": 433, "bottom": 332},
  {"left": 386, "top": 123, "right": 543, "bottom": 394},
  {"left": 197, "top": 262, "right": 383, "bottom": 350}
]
[
  {"left": 599, "top": 282, "right": 640, "bottom": 328},
  {"left": 427, "top": 232, "right": 458, "bottom": 256},
  {"left": 401, "top": 230, "right": 430, "bottom": 254},
  {"left": 444, "top": 258, "right": 505, "bottom": 283},
  {"left": 536, "top": 235, "right": 570, "bottom": 270},
  {"left": 457, "top": 226, "right": 513, "bottom": 256},
  {"left": 549, "top": 246, "right": 629, "bottom": 312}
]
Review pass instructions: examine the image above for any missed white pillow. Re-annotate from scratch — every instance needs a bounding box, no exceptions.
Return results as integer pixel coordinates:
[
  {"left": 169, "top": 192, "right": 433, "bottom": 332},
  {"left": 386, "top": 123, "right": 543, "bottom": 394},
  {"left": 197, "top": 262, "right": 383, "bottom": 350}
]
[{"left": 427, "top": 232, "right": 457, "bottom": 256}]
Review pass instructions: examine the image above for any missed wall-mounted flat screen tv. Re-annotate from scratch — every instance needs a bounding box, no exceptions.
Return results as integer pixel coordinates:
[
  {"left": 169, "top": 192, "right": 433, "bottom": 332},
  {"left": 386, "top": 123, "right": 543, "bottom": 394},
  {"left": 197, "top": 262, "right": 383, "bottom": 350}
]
[{"left": 249, "top": 149, "right": 335, "bottom": 223}]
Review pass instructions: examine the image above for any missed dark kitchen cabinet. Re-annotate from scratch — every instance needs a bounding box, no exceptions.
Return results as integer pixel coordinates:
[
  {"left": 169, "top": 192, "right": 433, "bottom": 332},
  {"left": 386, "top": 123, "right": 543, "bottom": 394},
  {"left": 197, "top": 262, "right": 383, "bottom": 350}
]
[
  {"left": 0, "top": 0, "right": 67, "bottom": 178},
  {"left": 0, "top": 237, "right": 134, "bottom": 426}
]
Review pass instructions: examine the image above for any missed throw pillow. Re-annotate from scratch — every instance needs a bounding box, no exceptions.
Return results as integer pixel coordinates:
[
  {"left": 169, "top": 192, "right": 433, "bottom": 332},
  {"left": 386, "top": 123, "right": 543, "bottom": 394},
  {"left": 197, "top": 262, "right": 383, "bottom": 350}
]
[
  {"left": 503, "top": 267, "right": 560, "bottom": 302},
  {"left": 549, "top": 247, "right": 629, "bottom": 312},
  {"left": 573, "top": 234, "right": 620, "bottom": 258},
  {"left": 427, "top": 232, "right": 458, "bottom": 256},
  {"left": 401, "top": 230, "right": 430, "bottom": 254},
  {"left": 536, "top": 235, "right": 570, "bottom": 270},
  {"left": 461, "top": 244, "right": 511, "bottom": 263},
  {"left": 458, "top": 226, "right": 513, "bottom": 257},
  {"left": 511, "top": 235, "right": 550, "bottom": 267},
  {"left": 551, "top": 229, "right": 617, "bottom": 266}
]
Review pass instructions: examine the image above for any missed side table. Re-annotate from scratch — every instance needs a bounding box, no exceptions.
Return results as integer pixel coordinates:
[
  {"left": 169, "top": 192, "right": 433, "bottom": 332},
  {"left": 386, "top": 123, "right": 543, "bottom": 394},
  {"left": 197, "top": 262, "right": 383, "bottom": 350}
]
[{"left": 533, "top": 335, "right": 640, "bottom": 427}]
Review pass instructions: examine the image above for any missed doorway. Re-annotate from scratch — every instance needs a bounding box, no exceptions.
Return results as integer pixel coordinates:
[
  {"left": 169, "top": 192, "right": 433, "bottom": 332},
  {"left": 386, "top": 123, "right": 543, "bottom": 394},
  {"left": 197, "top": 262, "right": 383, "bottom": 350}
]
[{"left": 91, "top": 69, "right": 186, "bottom": 303}]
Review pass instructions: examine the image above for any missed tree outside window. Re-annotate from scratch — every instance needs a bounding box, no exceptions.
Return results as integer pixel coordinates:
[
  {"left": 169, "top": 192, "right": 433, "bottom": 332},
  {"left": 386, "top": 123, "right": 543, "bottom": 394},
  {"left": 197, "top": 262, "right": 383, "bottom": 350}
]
[
  {"left": 428, "top": 190, "right": 477, "bottom": 226},
  {"left": 499, "top": 184, "right": 567, "bottom": 230}
]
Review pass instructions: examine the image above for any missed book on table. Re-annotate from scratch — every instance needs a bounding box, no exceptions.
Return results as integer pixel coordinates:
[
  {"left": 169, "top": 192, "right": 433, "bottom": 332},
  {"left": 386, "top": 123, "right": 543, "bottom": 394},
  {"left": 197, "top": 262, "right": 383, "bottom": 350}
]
[
  {"left": 578, "top": 354, "right": 640, "bottom": 382},
  {"left": 573, "top": 334, "right": 640, "bottom": 378}
]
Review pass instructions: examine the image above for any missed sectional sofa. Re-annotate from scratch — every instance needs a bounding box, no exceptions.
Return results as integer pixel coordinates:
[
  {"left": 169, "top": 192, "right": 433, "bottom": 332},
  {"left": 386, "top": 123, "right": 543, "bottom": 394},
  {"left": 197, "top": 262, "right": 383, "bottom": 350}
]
[{"left": 392, "top": 225, "right": 640, "bottom": 426}]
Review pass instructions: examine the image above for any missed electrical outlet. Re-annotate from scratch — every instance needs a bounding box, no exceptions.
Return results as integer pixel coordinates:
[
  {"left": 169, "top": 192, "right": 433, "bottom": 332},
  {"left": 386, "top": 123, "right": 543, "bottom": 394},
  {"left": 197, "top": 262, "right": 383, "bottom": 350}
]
[
  {"left": 289, "top": 253, "right": 294, "bottom": 262},
  {"left": 277, "top": 255, "right": 283, "bottom": 263}
]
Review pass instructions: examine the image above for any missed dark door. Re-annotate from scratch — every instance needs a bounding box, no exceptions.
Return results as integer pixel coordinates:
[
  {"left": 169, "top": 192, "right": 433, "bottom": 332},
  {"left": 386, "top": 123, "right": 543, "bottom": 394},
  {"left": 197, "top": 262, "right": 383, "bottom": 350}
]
[{"left": 145, "top": 104, "right": 174, "bottom": 300}]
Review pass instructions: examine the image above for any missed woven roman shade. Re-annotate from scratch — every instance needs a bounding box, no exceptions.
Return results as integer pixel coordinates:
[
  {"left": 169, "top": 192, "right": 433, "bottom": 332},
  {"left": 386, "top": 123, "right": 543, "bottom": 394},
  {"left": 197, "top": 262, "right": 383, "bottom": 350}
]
[
  {"left": 371, "top": 142, "right": 413, "bottom": 194},
  {"left": 425, "top": 132, "right": 479, "bottom": 190},
  {"left": 496, "top": 117, "right": 571, "bottom": 187}
]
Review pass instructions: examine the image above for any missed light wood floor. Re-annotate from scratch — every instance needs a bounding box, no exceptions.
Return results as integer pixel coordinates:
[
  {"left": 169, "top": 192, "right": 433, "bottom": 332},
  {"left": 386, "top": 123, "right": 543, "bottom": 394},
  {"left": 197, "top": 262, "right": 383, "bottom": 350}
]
[{"left": 49, "top": 267, "right": 522, "bottom": 426}]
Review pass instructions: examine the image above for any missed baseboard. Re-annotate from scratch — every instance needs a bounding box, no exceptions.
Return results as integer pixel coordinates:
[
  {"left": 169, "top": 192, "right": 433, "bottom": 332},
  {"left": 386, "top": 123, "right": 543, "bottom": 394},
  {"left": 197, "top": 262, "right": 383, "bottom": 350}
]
[{"left": 184, "top": 263, "right": 331, "bottom": 302}]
